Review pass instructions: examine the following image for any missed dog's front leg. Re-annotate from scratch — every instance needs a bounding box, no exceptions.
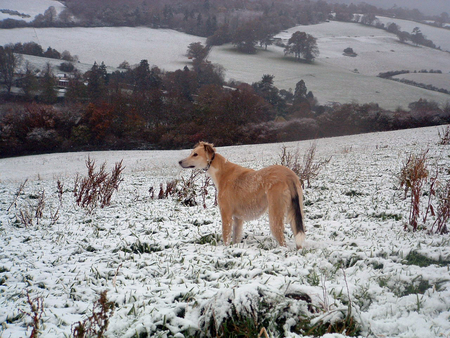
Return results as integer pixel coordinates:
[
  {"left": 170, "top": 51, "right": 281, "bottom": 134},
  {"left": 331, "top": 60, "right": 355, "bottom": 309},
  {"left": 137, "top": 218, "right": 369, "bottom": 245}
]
[
  {"left": 232, "top": 217, "right": 244, "bottom": 244},
  {"left": 220, "top": 207, "right": 233, "bottom": 246}
]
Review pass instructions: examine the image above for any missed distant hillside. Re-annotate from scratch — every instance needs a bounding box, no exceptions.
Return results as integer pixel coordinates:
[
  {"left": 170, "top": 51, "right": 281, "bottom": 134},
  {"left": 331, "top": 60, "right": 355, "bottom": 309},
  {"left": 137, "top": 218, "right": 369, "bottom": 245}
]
[{"left": 328, "top": 0, "right": 449, "bottom": 16}]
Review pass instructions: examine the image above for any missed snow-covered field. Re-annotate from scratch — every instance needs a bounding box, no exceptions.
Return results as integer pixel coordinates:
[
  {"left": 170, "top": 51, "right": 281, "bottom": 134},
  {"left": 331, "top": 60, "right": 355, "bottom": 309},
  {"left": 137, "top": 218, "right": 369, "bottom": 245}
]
[
  {"left": 1, "top": 27, "right": 205, "bottom": 71},
  {"left": 1, "top": 126, "right": 450, "bottom": 337},
  {"left": 209, "top": 20, "right": 450, "bottom": 109},
  {"left": 0, "top": 0, "right": 64, "bottom": 23},
  {"left": 376, "top": 16, "right": 450, "bottom": 52},
  {"left": 392, "top": 72, "right": 450, "bottom": 91},
  {"left": 1, "top": 9, "right": 450, "bottom": 108}
]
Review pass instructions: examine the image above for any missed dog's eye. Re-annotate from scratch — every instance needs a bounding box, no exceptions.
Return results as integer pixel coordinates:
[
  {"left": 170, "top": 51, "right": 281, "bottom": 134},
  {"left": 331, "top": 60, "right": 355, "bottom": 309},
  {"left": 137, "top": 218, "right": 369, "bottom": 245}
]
[{"left": 193, "top": 153, "right": 198, "bottom": 157}]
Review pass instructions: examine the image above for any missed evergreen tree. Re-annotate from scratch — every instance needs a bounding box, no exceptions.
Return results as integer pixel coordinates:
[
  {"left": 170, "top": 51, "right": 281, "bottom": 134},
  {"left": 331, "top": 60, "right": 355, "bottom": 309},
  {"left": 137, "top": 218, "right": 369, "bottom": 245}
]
[
  {"left": 41, "top": 62, "right": 58, "bottom": 103},
  {"left": 21, "top": 61, "right": 39, "bottom": 100},
  {"left": 86, "top": 62, "right": 107, "bottom": 102}
]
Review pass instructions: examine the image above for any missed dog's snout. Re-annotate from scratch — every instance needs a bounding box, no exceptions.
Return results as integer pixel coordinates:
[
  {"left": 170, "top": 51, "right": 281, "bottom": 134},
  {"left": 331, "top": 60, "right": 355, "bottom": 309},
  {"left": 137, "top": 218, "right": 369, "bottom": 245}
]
[{"left": 178, "top": 160, "right": 183, "bottom": 166}]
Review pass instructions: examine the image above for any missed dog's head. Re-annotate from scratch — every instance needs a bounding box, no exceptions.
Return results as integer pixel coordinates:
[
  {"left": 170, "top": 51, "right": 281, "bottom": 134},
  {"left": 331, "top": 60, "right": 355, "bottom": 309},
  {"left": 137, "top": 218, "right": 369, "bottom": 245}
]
[{"left": 179, "top": 142, "right": 216, "bottom": 170}]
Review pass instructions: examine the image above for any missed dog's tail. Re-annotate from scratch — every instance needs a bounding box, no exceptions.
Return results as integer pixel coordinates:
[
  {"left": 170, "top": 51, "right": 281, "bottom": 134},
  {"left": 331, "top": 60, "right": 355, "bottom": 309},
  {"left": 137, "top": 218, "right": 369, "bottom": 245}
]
[{"left": 289, "top": 180, "right": 305, "bottom": 249}]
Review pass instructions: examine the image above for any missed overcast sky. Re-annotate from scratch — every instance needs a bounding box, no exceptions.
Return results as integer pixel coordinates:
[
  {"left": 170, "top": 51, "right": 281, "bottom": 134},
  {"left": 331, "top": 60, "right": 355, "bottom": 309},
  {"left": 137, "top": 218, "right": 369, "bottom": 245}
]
[{"left": 329, "top": 0, "right": 449, "bottom": 16}]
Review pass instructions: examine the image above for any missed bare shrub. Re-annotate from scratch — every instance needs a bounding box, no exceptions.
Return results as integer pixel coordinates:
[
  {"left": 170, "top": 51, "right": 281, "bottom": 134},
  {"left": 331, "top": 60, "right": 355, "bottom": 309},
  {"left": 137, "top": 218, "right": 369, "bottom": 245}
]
[
  {"left": 279, "top": 142, "right": 331, "bottom": 188},
  {"left": 150, "top": 171, "right": 215, "bottom": 208},
  {"left": 399, "top": 150, "right": 429, "bottom": 231},
  {"left": 15, "top": 189, "right": 45, "bottom": 227},
  {"left": 71, "top": 290, "right": 115, "bottom": 338},
  {"left": 279, "top": 145, "right": 302, "bottom": 176},
  {"left": 74, "top": 157, "right": 124, "bottom": 212},
  {"left": 177, "top": 170, "right": 215, "bottom": 207}
]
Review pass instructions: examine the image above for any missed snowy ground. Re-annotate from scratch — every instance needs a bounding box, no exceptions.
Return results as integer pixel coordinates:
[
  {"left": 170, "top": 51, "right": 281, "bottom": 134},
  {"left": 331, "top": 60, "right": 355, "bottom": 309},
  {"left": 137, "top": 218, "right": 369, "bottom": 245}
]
[
  {"left": 376, "top": 16, "right": 450, "bottom": 53},
  {"left": 0, "top": 0, "right": 65, "bottom": 23},
  {"left": 0, "top": 27, "right": 205, "bottom": 71},
  {"left": 1, "top": 126, "right": 450, "bottom": 337}
]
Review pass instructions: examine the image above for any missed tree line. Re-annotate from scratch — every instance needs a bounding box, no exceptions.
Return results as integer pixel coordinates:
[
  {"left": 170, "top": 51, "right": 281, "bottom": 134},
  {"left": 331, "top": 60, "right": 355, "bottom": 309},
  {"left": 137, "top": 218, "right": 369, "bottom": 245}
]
[
  {"left": 1, "top": 42, "right": 449, "bottom": 158},
  {"left": 2, "top": 0, "right": 448, "bottom": 32}
]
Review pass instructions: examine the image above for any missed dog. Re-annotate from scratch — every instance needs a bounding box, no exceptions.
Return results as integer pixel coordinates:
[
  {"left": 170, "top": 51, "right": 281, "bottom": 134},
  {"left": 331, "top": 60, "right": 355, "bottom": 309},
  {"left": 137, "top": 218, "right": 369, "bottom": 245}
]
[{"left": 179, "top": 142, "right": 305, "bottom": 249}]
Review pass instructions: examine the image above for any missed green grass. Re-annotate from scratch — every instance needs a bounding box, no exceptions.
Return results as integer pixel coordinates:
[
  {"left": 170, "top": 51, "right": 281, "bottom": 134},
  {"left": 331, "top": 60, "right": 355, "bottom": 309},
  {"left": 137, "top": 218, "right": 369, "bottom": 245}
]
[{"left": 405, "top": 251, "right": 450, "bottom": 267}]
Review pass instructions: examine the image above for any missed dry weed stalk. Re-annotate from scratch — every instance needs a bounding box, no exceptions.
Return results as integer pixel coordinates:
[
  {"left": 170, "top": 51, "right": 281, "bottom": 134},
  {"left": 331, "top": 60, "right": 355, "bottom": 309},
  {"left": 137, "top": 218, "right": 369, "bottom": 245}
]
[
  {"left": 74, "top": 157, "right": 125, "bottom": 212},
  {"left": 20, "top": 291, "right": 44, "bottom": 338},
  {"left": 279, "top": 142, "right": 331, "bottom": 188},
  {"left": 437, "top": 125, "right": 450, "bottom": 145},
  {"left": 71, "top": 290, "right": 115, "bottom": 338},
  {"left": 17, "top": 207, "right": 34, "bottom": 227},
  {"left": 34, "top": 190, "right": 45, "bottom": 225},
  {"left": 399, "top": 150, "right": 429, "bottom": 231},
  {"left": 56, "top": 180, "right": 64, "bottom": 206},
  {"left": 432, "top": 180, "right": 450, "bottom": 234},
  {"left": 15, "top": 189, "right": 46, "bottom": 227},
  {"left": 7, "top": 179, "right": 28, "bottom": 212}
]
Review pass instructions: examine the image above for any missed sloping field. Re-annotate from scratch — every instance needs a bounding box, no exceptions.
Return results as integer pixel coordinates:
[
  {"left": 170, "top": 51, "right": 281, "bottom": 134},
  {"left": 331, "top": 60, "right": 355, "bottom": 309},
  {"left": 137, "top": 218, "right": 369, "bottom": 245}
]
[
  {"left": 0, "top": 0, "right": 64, "bottom": 22},
  {"left": 0, "top": 2, "right": 449, "bottom": 109},
  {"left": 1, "top": 126, "right": 449, "bottom": 337},
  {"left": 0, "top": 27, "right": 206, "bottom": 70},
  {"left": 377, "top": 16, "right": 450, "bottom": 52},
  {"left": 209, "top": 20, "right": 450, "bottom": 109},
  {"left": 393, "top": 72, "right": 450, "bottom": 92}
]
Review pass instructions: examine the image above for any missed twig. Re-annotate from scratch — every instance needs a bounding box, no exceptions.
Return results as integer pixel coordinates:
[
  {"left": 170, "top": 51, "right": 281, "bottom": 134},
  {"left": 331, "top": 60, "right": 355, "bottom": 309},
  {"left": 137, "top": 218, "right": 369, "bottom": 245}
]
[{"left": 7, "top": 179, "right": 28, "bottom": 212}]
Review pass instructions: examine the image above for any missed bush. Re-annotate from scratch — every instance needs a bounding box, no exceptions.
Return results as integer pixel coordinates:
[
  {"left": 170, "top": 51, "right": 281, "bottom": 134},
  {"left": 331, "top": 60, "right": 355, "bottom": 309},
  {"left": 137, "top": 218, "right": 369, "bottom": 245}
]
[{"left": 59, "top": 61, "right": 75, "bottom": 72}]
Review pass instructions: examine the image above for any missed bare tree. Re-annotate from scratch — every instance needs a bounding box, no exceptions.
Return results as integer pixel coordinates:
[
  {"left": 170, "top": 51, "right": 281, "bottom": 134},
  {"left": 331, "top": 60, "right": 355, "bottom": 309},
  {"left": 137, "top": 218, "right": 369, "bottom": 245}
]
[{"left": 0, "top": 44, "right": 22, "bottom": 95}]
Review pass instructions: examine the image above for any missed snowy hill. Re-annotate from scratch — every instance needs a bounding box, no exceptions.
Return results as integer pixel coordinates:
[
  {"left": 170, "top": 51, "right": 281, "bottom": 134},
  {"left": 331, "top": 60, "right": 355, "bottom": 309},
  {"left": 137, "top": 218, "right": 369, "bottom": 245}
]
[
  {"left": 1, "top": 0, "right": 450, "bottom": 109},
  {"left": 0, "top": 0, "right": 65, "bottom": 23},
  {"left": 1, "top": 126, "right": 449, "bottom": 337}
]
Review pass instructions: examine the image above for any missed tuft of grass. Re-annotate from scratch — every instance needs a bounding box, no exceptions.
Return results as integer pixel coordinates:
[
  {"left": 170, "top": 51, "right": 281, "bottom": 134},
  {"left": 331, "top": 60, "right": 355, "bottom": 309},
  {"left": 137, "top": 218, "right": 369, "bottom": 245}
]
[
  {"left": 344, "top": 190, "right": 364, "bottom": 197},
  {"left": 371, "top": 212, "right": 402, "bottom": 221},
  {"left": 126, "top": 240, "right": 165, "bottom": 254},
  {"left": 195, "top": 233, "right": 221, "bottom": 246},
  {"left": 199, "top": 286, "right": 360, "bottom": 338},
  {"left": 405, "top": 251, "right": 450, "bottom": 267}
]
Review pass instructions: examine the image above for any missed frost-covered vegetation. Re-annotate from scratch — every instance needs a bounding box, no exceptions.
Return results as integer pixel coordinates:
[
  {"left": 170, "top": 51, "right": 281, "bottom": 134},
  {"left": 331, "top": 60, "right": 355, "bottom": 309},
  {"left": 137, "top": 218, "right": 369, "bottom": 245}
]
[{"left": 1, "top": 125, "right": 449, "bottom": 337}]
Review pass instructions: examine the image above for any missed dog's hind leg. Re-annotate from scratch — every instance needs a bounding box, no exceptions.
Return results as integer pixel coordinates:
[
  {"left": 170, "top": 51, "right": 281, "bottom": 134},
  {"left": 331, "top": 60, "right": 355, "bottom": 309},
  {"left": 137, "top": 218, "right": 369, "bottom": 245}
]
[
  {"left": 287, "top": 184, "right": 306, "bottom": 249},
  {"left": 267, "top": 187, "right": 288, "bottom": 246},
  {"left": 232, "top": 217, "right": 244, "bottom": 244}
]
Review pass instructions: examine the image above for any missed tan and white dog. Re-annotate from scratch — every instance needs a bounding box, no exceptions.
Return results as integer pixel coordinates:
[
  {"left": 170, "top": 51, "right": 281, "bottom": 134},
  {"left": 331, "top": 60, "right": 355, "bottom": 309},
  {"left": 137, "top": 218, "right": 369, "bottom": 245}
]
[{"left": 179, "top": 142, "right": 305, "bottom": 249}]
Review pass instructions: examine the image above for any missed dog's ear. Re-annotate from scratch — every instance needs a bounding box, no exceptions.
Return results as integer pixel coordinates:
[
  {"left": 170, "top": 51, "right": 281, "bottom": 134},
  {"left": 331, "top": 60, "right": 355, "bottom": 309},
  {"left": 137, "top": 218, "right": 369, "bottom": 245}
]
[{"left": 203, "top": 142, "right": 215, "bottom": 159}]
